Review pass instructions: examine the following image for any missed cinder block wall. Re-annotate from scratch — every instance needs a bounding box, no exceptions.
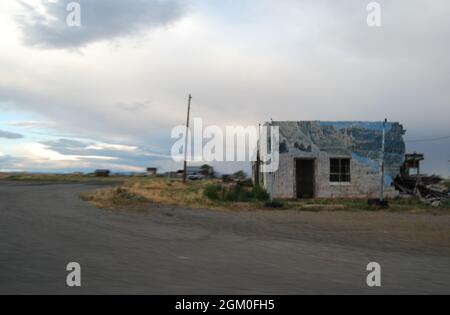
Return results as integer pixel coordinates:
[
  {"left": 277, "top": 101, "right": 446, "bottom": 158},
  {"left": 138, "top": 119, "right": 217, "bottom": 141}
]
[{"left": 266, "top": 152, "right": 398, "bottom": 199}]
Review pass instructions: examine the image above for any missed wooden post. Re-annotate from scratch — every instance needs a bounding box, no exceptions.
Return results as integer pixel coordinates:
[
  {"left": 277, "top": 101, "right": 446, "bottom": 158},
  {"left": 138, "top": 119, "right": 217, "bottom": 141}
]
[{"left": 183, "top": 94, "right": 192, "bottom": 183}]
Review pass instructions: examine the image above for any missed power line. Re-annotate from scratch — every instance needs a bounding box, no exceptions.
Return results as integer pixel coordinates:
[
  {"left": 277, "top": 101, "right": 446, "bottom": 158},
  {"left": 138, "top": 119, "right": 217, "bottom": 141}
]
[{"left": 405, "top": 135, "right": 450, "bottom": 143}]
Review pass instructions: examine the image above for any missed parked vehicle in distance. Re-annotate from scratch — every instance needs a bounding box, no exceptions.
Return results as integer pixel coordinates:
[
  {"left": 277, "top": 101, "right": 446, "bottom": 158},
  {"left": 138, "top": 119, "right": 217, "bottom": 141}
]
[{"left": 188, "top": 174, "right": 204, "bottom": 181}]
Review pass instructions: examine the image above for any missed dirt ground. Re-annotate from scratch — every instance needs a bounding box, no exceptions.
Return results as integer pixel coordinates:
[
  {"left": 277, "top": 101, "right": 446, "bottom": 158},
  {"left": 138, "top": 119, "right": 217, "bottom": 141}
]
[
  {"left": 1, "top": 181, "right": 449, "bottom": 294},
  {"left": 230, "top": 209, "right": 450, "bottom": 256}
]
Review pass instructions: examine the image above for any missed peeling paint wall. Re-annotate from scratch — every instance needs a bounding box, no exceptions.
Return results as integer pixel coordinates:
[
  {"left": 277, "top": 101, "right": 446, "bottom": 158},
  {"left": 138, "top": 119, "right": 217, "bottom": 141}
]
[{"left": 259, "top": 121, "right": 406, "bottom": 199}]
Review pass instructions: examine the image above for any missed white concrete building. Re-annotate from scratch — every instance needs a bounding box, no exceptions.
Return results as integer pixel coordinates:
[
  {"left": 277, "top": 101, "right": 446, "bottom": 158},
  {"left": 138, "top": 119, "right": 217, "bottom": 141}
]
[{"left": 254, "top": 121, "right": 406, "bottom": 199}]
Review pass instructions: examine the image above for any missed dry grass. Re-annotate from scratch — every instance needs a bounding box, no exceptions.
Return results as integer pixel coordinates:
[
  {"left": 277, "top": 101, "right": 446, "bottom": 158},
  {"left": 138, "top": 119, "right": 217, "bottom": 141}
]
[
  {"left": 4, "top": 172, "right": 448, "bottom": 213},
  {"left": 124, "top": 178, "right": 217, "bottom": 208},
  {"left": 81, "top": 178, "right": 262, "bottom": 211},
  {"left": 11, "top": 173, "right": 445, "bottom": 213},
  {"left": 80, "top": 177, "right": 450, "bottom": 213}
]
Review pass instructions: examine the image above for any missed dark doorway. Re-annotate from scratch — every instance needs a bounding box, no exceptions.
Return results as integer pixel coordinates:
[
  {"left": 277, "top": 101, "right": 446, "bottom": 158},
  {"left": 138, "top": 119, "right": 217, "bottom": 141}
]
[{"left": 296, "top": 159, "right": 315, "bottom": 199}]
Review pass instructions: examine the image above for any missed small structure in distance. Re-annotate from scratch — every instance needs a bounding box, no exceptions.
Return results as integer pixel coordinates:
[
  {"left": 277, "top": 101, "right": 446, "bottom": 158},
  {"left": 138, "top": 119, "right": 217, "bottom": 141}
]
[
  {"left": 95, "top": 169, "right": 111, "bottom": 177},
  {"left": 146, "top": 167, "right": 158, "bottom": 177}
]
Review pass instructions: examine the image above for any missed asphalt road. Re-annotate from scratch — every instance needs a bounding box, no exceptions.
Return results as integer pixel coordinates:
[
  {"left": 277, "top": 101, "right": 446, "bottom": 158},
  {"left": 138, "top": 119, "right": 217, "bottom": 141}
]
[{"left": 1, "top": 181, "right": 449, "bottom": 294}]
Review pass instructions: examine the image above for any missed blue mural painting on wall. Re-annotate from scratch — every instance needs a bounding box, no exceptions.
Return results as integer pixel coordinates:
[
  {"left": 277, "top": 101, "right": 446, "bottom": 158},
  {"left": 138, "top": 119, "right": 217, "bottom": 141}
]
[{"left": 274, "top": 121, "right": 406, "bottom": 186}]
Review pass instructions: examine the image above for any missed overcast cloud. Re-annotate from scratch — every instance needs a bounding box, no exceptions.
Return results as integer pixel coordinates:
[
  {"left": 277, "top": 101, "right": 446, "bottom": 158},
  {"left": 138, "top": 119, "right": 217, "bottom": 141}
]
[
  {"left": 0, "top": 129, "right": 24, "bottom": 139},
  {"left": 16, "top": 0, "right": 187, "bottom": 49},
  {"left": 0, "top": 0, "right": 449, "bottom": 175}
]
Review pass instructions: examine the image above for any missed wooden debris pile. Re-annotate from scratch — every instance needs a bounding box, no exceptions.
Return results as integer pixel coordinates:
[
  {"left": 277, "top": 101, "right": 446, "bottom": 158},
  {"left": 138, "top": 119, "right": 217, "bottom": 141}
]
[{"left": 394, "top": 153, "right": 449, "bottom": 207}]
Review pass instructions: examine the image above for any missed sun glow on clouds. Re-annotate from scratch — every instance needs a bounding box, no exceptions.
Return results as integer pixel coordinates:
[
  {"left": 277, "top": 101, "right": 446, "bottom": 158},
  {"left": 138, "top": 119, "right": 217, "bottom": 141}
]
[
  {"left": 13, "top": 143, "right": 118, "bottom": 162},
  {"left": 0, "top": 112, "right": 173, "bottom": 172},
  {"left": 85, "top": 143, "right": 138, "bottom": 152}
]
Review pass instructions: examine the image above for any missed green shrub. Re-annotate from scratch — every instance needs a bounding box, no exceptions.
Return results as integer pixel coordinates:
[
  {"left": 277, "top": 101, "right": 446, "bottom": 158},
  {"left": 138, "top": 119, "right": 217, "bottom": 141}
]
[
  {"left": 203, "top": 183, "right": 272, "bottom": 204},
  {"left": 251, "top": 185, "right": 270, "bottom": 201},
  {"left": 232, "top": 170, "right": 247, "bottom": 179},
  {"left": 203, "top": 184, "right": 221, "bottom": 200},
  {"left": 224, "top": 185, "right": 251, "bottom": 202}
]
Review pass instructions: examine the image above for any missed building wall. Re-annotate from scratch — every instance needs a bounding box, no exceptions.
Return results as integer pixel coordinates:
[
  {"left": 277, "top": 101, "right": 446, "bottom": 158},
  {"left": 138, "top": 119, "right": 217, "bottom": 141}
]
[
  {"left": 264, "top": 152, "right": 398, "bottom": 199},
  {"left": 258, "top": 121, "right": 404, "bottom": 199}
]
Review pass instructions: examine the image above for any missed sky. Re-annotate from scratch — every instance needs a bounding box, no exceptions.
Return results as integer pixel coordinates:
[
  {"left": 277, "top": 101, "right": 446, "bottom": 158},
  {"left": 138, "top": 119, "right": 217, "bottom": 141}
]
[{"left": 0, "top": 0, "right": 449, "bottom": 176}]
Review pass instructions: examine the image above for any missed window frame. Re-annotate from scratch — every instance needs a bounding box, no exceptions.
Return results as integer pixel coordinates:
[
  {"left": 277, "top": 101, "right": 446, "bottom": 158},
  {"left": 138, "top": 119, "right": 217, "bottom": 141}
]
[{"left": 329, "top": 158, "right": 351, "bottom": 183}]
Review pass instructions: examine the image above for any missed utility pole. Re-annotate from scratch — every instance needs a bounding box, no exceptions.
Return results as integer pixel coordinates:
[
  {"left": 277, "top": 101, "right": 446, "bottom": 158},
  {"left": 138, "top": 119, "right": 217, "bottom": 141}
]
[
  {"left": 255, "top": 123, "right": 261, "bottom": 186},
  {"left": 380, "top": 118, "right": 387, "bottom": 201},
  {"left": 183, "top": 94, "right": 192, "bottom": 183}
]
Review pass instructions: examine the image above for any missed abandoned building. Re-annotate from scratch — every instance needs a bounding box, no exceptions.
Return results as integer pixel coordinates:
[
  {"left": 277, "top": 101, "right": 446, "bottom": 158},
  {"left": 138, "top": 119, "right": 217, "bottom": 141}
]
[
  {"left": 394, "top": 153, "right": 449, "bottom": 205},
  {"left": 253, "top": 121, "right": 406, "bottom": 199}
]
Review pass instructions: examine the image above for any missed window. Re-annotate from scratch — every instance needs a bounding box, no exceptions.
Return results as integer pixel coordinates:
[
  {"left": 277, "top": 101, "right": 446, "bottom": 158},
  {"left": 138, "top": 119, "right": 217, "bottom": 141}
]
[{"left": 330, "top": 158, "right": 351, "bottom": 183}]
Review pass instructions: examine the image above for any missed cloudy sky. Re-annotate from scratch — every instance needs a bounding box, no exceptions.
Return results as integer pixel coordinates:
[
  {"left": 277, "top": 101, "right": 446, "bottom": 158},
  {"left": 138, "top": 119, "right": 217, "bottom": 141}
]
[{"left": 0, "top": 0, "right": 449, "bottom": 176}]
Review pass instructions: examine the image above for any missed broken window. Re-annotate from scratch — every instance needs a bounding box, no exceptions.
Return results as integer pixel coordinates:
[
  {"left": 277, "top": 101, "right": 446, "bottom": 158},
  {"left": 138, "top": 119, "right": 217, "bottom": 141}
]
[{"left": 330, "top": 158, "right": 351, "bottom": 183}]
